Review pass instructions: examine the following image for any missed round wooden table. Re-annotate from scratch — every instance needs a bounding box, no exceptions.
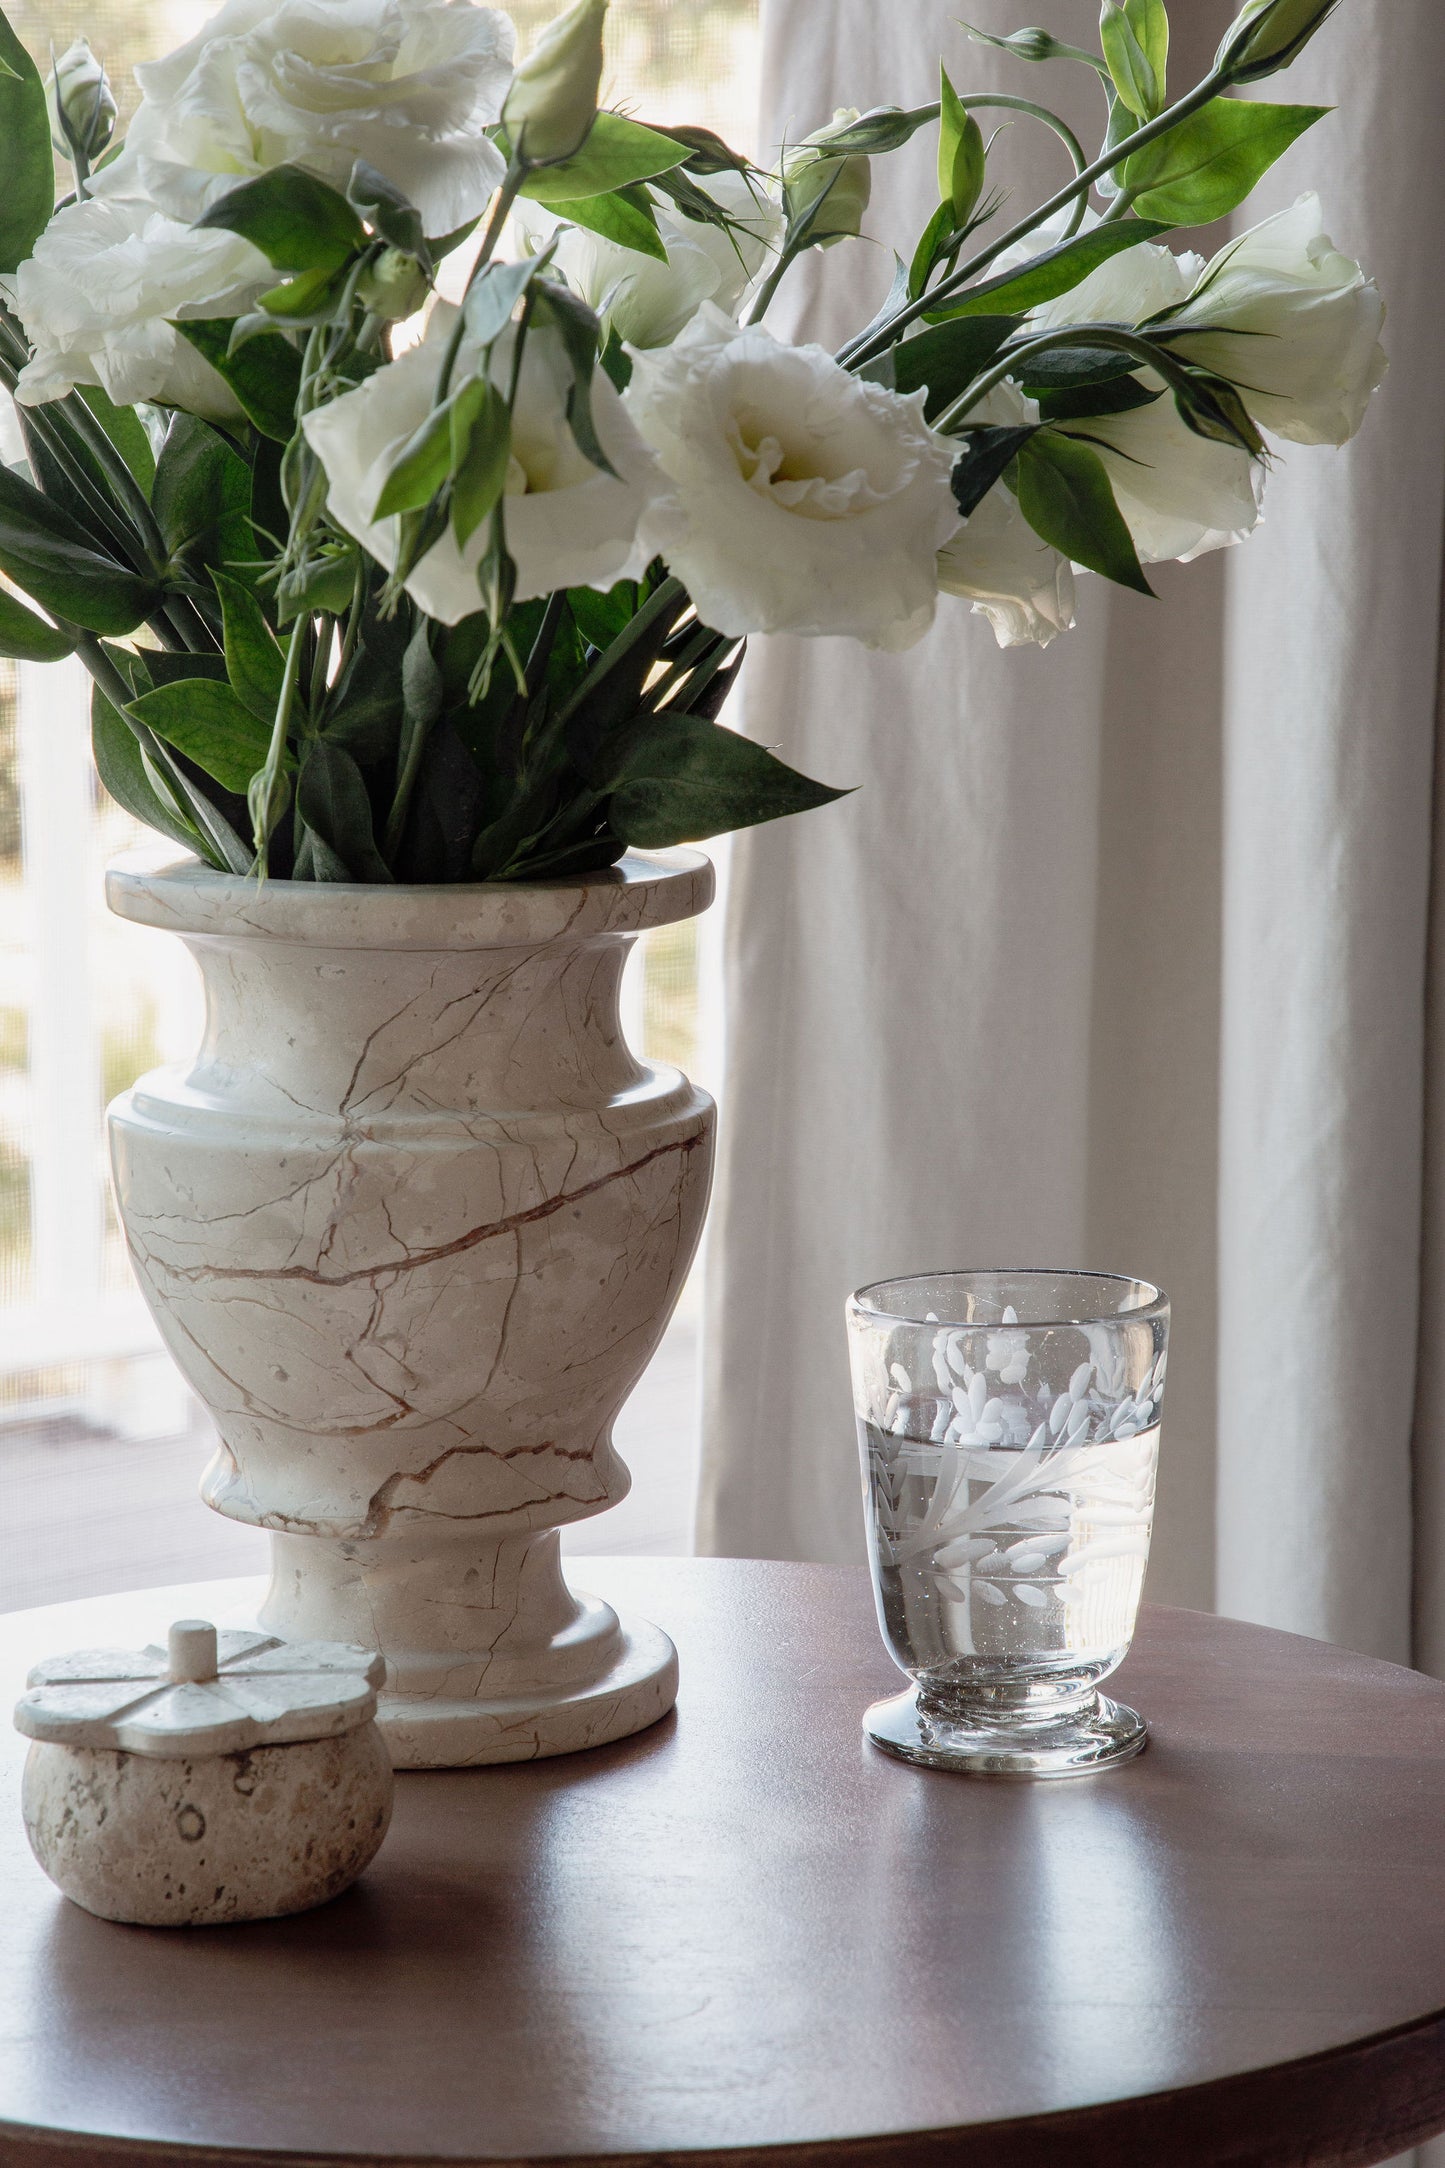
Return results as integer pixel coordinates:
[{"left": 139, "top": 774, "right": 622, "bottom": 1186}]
[{"left": 3, "top": 1558, "right": 1445, "bottom": 2168}]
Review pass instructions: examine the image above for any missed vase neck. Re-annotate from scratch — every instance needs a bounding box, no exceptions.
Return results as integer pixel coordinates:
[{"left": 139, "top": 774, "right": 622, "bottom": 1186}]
[{"left": 182, "top": 932, "right": 641, "bottom": 1118}]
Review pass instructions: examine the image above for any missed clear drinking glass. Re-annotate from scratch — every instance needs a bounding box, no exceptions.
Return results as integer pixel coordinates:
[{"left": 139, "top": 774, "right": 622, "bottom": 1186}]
[{"left": 847, "top": 1269, "right": 1169, "bottom": 1778}]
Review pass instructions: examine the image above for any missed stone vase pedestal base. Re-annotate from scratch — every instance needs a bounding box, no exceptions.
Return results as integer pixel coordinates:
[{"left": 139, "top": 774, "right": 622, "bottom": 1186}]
[{"left": 263, "top": 1528, "right": 678, "bottom": 1766}]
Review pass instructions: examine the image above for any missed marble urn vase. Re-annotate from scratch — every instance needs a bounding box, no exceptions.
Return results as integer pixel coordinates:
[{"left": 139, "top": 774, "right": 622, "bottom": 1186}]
[{"left": 105, "top": 850, "right": 715, "bottom": 1769}]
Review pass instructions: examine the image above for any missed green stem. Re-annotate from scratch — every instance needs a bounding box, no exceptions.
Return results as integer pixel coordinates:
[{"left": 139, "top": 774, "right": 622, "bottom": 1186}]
[
  {"left": 326, "top": 560, "right": 367, "bottom": 708},
  {"left": 958, "top": 94, "right": 1088, "bottom": 187},
  {"left": 741, "top": 245, "right": 796, "bottom": 329},
  {"left": 251, "top": 621, "right": 305, "bottom": 874},
  {"left": 840, "top": 65, "right": 1228, "bottom": 370},
  {"left": 437, "top": 167, "right": 525, "bottom": 400},
  {"left": 308, "top": 613, "right": 332, "bottom": 715}
]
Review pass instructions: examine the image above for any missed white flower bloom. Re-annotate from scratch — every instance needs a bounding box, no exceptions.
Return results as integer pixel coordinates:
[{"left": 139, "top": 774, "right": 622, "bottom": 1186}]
[
  {"left": 1165, "top": 194, "right": 1387, "bottom": 446},
  {"left": 1075, "top": 391, "right": 1265, "bottom": 564},
  {"left": 104, "top": 0, "right": 515, "bottom": 234},
  {"left": 303, "top": 301, "right": 661, "bottom": 620},
  {"left": 936, "top": 381, "right": 1074, "bottom": 648},
  {"left": 3, "top": 195, "right": 270, "bottom": 420},
  {"left": 516, "top": 171, "right": 783, "bottom": 350},
  {"left": 993, "top": 214, "right": 1261, "bottom": 566},
  {"left": 625, "top": 303, "right": 959, "bottom": 649},
  {"left": 990, "top": 205, "right": 1203, "bottom": 331}
]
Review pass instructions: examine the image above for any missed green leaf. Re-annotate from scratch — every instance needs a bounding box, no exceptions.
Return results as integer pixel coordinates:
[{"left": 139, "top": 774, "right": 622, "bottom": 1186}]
[
  {"left": 277, "top": 547, "right": 359, "bottom": 622},
  {"left": 938, "top": 68, "right": 985, "bottom": 227},
  {"left": 346, "top": 159, "right": 425, "bottom": 261},
  {"left": 0, "top": 5, "right": 52, "bottom": 276},
  {"left": 174, "top": 319, "right": 304, "bottom": 442},
  {"left": 196, "top": 164, "right": 368, "bottom": 272},
  {"left": 1035, "top": 376, "right": 1162, "bottom": 421},
  {"left": 153, "top": 413, "right": 254, "bottom": 582},
  {"left": 77, "top": 386, "right": 156, "bottom": 498},
  {"left": 930, "top": 219, "right": 1174, "bottom": 320},
  {"left": 1015, "top": 430, "right": 1154, "bottom": 595},
  {"left": 551, "top": 184, "right": 667, "bottom": 260},
  {"left": 213, "top": 570, "right": 286, "bottom": 722},
  {"left": 892, "top": 315, "right": 1020, "bottom": 421},
  {"left": 599, "top": 710, "right": 850, "bottom": 847},
  {"left": 464, "top": 256, "right": 547, "bottom": 349},
  {"left": 1016, "top": 344, "right": 1142, "bottom": 389},
  {"left": 1122, "top": 99, "right": 1327, "bottom": 224},
  {"left": 129, "top": 678, "right": 278, "bottom": 795},
  {"left": 91, "top": 682, "right": 214, "bottom": 859},
  {"left": 321, "top": 683, "right": 400, "bottom": 763},
  {"left": 373, "top": 399, "right": 456, "bottom": 521},
  {"left": 531, "top": 281, "right": 616, "bottom": 479},
  {"left": 1100, "top": 0, "right": 1168, "bottom": 120},
  {"left": 951, "top": 424, "right": 1037, "bottom": 519},
  {"left": 428, "top": 215, "right": 480, "bottom": 262},
  {"left": 908, "top": 201, "right": 956, "bottom": 304},
  {"left": 569, "top": 579, "right": 640, "bottom": 651},
  {"left": 297, "top": 739, "right": 393, "bottom": 880},
  {"left": 259, "top": 264, "right": 349, "bottom": 323},
  {"left": 135, "top": 649, "right": 230, "bottom": 689},
  {"left": 0, "top": 586, "right": 73, "bottom": 661},
  {"left": 519, "top": 112, "right": 692, "bottom": 203},
  {"left": 451, "top": 379, "right": 511, "bottom": 546},
  {"left": 0, "top": 462, "right": 160, "bottom": 633}
]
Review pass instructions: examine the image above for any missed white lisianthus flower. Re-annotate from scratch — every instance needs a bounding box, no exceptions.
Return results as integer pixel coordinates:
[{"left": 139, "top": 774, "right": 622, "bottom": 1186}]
[
  {"left": 3, "top": 195, "right": 270, "bottom": 420},
  {"left": 990, "top": 204, "right": 1204, "bottom": 329},
  {"left": 625, "top": 304, "right": 959, "bottom": 649},
  {"left": 103, "top": 0, "right": 515, "bottom": 233},
  {"left": 936, "top": 382, "right": 1074, "bottom": 648},
  {"left": 1163, "top": 194, "right": 1387, "bottom": 446},
  {"left": 1074, "top": 391, "right": 1265, "bottom": 563},
  {"left": 303, "top": 302, "right": 662, "bottom": 620},
  {"left": 516, "top": 171, "right": 783, "bottom": 350},
  {"left": 994, "top": 212, "right": 1262, "bottom": 565}
]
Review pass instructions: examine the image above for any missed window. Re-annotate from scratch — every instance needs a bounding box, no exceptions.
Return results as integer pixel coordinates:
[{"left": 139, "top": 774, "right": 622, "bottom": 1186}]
[{"left": 0, "top": 0, "right": 756, "bottom": 1612}]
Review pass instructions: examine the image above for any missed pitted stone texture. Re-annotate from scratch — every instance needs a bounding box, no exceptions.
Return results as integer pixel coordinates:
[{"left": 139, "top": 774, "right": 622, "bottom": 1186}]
[
  {"left": 22, "top": 1727, "right": 394, "bottom": 1925},
  {"left": 105, "top": 852, "right": 715, "bottom": 1768}
]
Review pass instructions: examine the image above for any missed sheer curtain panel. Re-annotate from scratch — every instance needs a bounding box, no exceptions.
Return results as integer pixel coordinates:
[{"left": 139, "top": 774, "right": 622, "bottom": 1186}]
[{"left": 698, "top": 0, "right": 1445, "bottom": 1683}]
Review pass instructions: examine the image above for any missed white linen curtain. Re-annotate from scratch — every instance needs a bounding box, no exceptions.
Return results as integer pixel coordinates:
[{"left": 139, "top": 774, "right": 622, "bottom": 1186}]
[{"left": 697, "top": 0, "right": 1445, "bottom": 1681}]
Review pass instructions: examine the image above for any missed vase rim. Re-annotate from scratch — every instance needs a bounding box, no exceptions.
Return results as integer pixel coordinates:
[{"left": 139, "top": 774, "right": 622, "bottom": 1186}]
[{"left": 104, "top": 847, "right": 714, "bottom": 950}]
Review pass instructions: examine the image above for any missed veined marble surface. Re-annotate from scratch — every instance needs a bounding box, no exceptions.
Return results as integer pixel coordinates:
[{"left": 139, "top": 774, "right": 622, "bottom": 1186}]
[{"left": 106, "top": 852, "right": 715, "bottom": 1767}]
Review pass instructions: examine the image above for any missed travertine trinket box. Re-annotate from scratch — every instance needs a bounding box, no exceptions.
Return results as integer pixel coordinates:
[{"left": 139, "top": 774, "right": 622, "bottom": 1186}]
[{"left": 15, "top": 1619, "right": 393, "bottom": 1926}]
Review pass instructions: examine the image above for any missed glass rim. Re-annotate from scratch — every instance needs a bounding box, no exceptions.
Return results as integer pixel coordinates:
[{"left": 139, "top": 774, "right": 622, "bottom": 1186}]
[{"left": 847, "top": 1266, "right": 1169, "bottom": 1332}]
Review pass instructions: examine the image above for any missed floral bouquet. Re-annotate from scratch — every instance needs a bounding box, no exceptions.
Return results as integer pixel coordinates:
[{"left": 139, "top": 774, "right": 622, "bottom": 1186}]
[{"left": 0, "top": 0, "right": 1384, "bottom": 883}]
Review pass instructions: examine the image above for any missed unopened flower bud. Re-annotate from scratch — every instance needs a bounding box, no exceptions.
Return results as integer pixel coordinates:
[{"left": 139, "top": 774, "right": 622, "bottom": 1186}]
[
  {"left": 358, "top": 247, "right": 430, "bottom": 322},
  {"left": 46, "top": 38, "right": 116, "bottom": 162},
  {"left": 1215, "top": 0, "right": 1339, "bottom": 83},
  {"left": 783, "top": 110, "right": 871, "bottom": 247},
  {"left": 503, "top": 0, "right": 606, "bottom": 165},
  {"left": 964, "top": 23, "right": 1076, "bottom": 62}
]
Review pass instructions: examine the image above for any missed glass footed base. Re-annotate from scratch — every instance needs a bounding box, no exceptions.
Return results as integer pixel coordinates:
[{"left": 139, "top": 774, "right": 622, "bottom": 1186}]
[{"left": 865, "top": 1683, "right": 1147, "bottom": 1779}]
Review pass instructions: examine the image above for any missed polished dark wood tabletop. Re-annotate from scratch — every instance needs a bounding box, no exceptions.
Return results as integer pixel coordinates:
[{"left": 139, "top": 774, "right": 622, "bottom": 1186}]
[{"left": 3, "top": 1558, "right": 1445, "bottom": 2168}]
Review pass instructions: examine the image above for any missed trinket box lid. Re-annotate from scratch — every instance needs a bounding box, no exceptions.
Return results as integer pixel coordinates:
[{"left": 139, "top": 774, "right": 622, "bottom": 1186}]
[{"left": 14, "top": 1620, "right": 385, "bottom": 1757}]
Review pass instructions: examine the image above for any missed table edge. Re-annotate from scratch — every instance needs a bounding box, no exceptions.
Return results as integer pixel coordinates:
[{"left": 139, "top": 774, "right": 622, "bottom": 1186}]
[{"left": 3, "top": 2001, "right": 1444, "bottom": 2168}]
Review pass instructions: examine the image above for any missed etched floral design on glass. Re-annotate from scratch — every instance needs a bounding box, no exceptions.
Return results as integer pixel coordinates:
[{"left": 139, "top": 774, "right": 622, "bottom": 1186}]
[{"left": 847, "top": 1269, "right": 1169, "bottom": 1778}]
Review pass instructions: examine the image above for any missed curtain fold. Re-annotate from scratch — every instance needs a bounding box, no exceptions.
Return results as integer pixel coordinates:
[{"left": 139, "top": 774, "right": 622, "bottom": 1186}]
[{"left": 697, "top": 0, "right": 1445, "bottom": 1665}]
